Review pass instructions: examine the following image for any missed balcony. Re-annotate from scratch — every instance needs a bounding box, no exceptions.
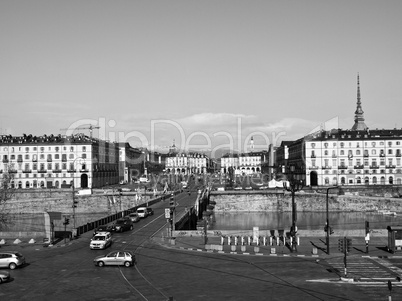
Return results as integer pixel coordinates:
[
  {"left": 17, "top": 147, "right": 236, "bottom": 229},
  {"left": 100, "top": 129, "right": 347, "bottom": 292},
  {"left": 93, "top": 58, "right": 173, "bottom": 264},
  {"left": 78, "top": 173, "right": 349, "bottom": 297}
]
[
  {"left": 61, "top": 158, "right": 67, "bottom": 162},
  {"left": 22, "top": 170, "right": 32, "bottom": 173},
  {"left": 311, "top": 154, "right": 316, "bottom": 158},
  {"left": 53, "top": 169, "right": 62, "bottom": 173},
  {"left": 332, "top": 154, "right": 337, "bottom": 158},
  {"left": 17, "top": 158, "right": 23, "bottom": 163},
  {"left": 363, "top": 153, "right": 369, "bottom": 157},
  {"left": 2, "top": 159, "right": 9, "bottom": 163},
  {"left": 9, "top": 170, "right": 17, "bottom": 174},
  {"left": 322, "top": 166, "right": 332, "bottom": 169},
  {"left": 354, "top": 165, "right": 364, "bottom": 169},
  {"left": 47, "top": 158, "right": 52, "bottom": 162},
  {"left": 338, "top": 165, "right": 347, "bottom": 169},
  {"left": 370, "top": 165, "right": 379, "bottom": 169},
  {"left": 309, "top": 166, "right": 319, "bottom": 170},
  {"left": 396, "top": 153, "right": 401, "bottom": 157},
  {"left": 80, "top": 169, "right": 89, "bottom": 173},
  {"left": 380, "top": 153, "right": 385, "bottom": 157},
  {"left": 67, "top": 169, "right": 76, "bottom": 173},
  {"left": 38, "top": 170, "right": 47, "bottom": 173},
  {"left": 386, "top": 165, "right": 396, "bottom": 169}
]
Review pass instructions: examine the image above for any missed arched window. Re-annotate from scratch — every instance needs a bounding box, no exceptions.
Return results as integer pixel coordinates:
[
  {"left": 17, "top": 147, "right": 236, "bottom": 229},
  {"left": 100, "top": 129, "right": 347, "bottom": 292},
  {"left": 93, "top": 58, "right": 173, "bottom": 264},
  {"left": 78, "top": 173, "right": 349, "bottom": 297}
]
[
  {"left": 341, "top": 177, "right": 346, "bottom": 184},
  {"left": 356, "top": 177, "right": 361, "bottom": 184},
  {"left": 25, "top": 181, "right": 30, "bottom": 188},
  {"left": 380, "top": 176, "right": 386, "bottom": 185},
  {"left": 389, "top": 177, "right": 394, "bottom": 185},
  {"left": 373, "top": 176, "right": 377, "bottom": 184},
  {"left": 325, "top": 177, "right": 329, "bottom": 185},
  {"left": 364, "top": 177, "right": 369, "bottom": 184}
]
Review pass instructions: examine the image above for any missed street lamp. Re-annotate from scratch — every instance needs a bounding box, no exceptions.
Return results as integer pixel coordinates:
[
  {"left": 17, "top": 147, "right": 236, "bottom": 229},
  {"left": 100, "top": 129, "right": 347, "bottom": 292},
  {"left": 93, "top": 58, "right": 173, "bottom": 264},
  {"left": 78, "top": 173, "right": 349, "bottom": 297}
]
[
  {"left": 71, "top": 157, "right": 85, "bottom": 232},
  {"left": 325, "top": 186, "right": 338, "bottom": 254},
  {"left": 283, "top": 165, "right": 303, "bottom": 252}
]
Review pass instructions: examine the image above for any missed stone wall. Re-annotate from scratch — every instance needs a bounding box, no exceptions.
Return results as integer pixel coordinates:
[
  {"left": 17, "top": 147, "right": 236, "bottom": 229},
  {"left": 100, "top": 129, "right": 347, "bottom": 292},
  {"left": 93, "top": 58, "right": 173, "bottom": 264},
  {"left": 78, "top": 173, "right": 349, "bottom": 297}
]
[
  {"left": 4, "top": 192, "right": 152, "bottom": 215},
  {"left": 210, "top": 191, "right": 402, "bottom": 212}
]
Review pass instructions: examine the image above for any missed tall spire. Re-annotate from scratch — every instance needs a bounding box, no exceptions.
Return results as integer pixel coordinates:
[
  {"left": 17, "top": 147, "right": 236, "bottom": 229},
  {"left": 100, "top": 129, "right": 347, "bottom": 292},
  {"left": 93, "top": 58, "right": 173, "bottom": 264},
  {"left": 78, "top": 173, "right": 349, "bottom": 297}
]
[{"left": 351, "top": 73, "right": 368, "bottom": 131}]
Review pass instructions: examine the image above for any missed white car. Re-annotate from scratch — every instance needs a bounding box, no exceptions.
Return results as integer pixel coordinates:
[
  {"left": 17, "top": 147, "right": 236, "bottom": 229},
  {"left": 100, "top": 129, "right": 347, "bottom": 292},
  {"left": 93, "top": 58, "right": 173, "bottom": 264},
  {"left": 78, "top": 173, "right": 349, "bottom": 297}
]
[
  {"left": 136, "top": 207, "right": 148, "bottom": 218},
  {"left": 90, "top": 232, "right": 113, "bottom": 250}
]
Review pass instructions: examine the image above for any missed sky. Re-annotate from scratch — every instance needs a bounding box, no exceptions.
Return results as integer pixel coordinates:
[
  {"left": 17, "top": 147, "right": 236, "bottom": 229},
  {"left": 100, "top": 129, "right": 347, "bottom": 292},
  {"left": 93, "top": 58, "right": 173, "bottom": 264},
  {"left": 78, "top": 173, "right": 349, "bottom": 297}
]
[{"left": 1, "top": 1, "right": 401, "bottom": 157}]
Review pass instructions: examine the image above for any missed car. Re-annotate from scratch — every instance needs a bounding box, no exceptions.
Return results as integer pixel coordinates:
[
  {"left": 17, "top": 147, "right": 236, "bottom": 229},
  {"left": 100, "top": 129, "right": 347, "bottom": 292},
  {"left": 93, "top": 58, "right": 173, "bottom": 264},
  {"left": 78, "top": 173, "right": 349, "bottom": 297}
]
[
  {"left": 110, "top": 218, "right": 134, "bottom": 232},
  {"left": 136, "top": 207, "right": 148, "bottom": 218},
  {"left": 90, "top": 232, "right": 113, "bottom": 250},
  {"left": 94, "top": 250, "right": 136, "bottom": 267},
  {"left": 127, "top": 213, "right": 140, "bottom": 223},
  {"left": 0, "top": 251, "right": 25, "bottom": 270},
  {"left": 146, "top": 207, "right": 154, "bottom": 216},
  {"left": 0, "top": 270, "right": 11, "bottom": 284},
  {"left": 93, "top": 225, "right": 112, "bottom": 236}
]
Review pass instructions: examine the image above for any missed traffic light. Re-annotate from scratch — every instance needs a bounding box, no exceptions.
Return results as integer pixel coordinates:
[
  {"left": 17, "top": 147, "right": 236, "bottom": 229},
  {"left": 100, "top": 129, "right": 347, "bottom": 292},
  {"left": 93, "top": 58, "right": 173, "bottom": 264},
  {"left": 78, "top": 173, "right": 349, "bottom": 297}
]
[
  {"left": 338, "top": 238, "right": 344, "bottom": 252},
  {"left": 73, "top": 200, "right": 78, "bottom": 208},
  {"left": 365, "top": 221, "right": 370, "bottom": 235},
  {"left": 345, "top": 238, "right": 352, "bottom": 253},
  {"left": 324, "top": 225, "right": 328, "bottom": 232},
  {"left": 63, "top": 218, "right": 70, "bottom": 226}
]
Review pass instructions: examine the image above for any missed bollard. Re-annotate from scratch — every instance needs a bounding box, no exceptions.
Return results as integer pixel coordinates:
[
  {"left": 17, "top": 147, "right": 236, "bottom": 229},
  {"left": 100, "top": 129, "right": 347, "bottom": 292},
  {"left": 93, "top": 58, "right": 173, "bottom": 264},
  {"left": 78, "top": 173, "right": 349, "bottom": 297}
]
[
  {"left": 297, "top": 236, "right": 300, "bottom": 246},
  {"left": 277, "top": 237, "right": 280, "bottom": 246},
  {"left": 221, "top": 236, "right": 224, "bottom": 245},
  {"left": 248, "top": 236, "right": 251, "bottom": 245},
  {"left": 241, "top": 236, "right": 245, "bottom": 246},
  {"left": 228, "top": 236, "right": 231, "bottom": 245},
  {"left": 290, "top": 236, "right": 293, "bottom": 246},
  {"left": 269, "top": 236, "right": 273, "bottom": 246},
  {"left": 263, "top": 236, "right": 267, "bottom": 246},
  {"left": 234, "top": 236, "right": 238, "bottom": 246}
]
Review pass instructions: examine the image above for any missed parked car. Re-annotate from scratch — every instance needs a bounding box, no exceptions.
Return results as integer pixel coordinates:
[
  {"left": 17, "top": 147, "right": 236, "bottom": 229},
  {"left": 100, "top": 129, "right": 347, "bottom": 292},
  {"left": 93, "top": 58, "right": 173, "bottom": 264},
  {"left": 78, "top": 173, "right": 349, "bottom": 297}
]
[
  {"left": 93, "top": 250, "right": 136, "bottom": 267},
  {"left": 136, "top": 207, "right": 148, "bottom": 218},
  {"left": 90, "top": 232, "right": 113, "bottom": 250},
  {"left": 0, "top": 270, "right": 11, "bottom": 284},
  {"left": 0, "top": 251, "right": 25, "bottom": 270},
  {"left": 146, "top": 207, "right": 154, "bottom": 216},
  {"left": 127, "top": 213, "right": 140, "bottom": 223},
  {"left": 93, "top": 225, "right": 112, "bottom": 236},
  {"left": 110, "top": 218, "right": 133, "bottom": 232}
]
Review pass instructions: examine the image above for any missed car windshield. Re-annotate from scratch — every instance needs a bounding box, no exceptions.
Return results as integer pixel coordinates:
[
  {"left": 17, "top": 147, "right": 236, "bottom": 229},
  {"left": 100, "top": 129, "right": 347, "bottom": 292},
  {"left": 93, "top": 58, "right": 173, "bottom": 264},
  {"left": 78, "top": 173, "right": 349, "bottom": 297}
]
[
  {"left": 137, "top": 209, "right": 144, "bottom": 213},
  {"left": 116, "top": 220, "right": 125, "bottom": 225},
  {"left": 94, "top": 236, "right": 105, "bottom": 241},
  {"left": 15, "top": 253, "right": 24, "bottom": 257},
  {"left": 130, "top": 214, "right": 137, "bottom": 217}
]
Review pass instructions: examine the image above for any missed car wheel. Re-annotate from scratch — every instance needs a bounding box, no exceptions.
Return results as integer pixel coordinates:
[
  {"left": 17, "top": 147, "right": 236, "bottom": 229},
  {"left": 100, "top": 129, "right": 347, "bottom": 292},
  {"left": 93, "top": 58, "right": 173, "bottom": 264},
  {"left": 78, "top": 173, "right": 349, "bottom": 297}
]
[
  {"left": 98, "top": 261, "right": 105, "bottom": 267},
  {"left": 124, "top": 261, "right": 131, "bottom": 267},
  {"left": 9, "top": 263, "right": 17, "bottom": 270}
]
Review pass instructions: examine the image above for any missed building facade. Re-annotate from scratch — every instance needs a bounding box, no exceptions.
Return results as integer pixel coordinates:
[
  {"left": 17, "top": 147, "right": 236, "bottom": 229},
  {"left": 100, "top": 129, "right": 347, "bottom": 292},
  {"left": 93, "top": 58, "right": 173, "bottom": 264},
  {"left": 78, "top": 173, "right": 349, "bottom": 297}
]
[{"left": 0, "top": 133, "right": 119, "bottom": 189}]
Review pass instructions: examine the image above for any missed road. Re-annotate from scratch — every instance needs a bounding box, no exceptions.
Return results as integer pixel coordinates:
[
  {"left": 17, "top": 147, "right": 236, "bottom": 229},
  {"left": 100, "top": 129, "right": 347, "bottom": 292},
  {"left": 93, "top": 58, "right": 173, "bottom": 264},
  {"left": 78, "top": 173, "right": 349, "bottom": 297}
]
[{"left": 1, "top": 188, "right": 402, "bottom": 300}]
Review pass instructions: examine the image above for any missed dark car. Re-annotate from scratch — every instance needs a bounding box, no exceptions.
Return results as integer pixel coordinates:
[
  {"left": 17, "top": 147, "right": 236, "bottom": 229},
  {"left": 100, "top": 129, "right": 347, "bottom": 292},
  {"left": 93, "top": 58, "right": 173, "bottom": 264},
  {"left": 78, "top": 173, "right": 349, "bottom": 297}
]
[
  {"left": 146, "top": 207, "right": 154, "bottom": 216},
  {"left": 110, "top": 218, "right": 133, "bottom": 232},
  {"left": 93, "top": 225, "right": 112, "bottom": 236}
]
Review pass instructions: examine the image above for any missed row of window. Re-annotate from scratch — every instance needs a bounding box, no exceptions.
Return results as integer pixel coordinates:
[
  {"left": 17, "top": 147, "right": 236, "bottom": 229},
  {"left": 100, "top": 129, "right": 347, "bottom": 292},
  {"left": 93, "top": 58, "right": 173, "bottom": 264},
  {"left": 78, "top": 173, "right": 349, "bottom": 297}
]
[
  {"left": 311, "top": 157, "right": 401, "bottom": 167},
  {"left": 1, "top": 153, "right": 87, "bottom": 161},
  {"left": 322, "top": 176, "right": 401, "bottom": 185},
  {"left": 311, "top": 149, "right": 402, "bottom": 157},
  {"left": 311, "top": 141, "right": 402, "bottom": 148},
  {"left": 2, "top": 146, "right": 88, "bottom": 153}
]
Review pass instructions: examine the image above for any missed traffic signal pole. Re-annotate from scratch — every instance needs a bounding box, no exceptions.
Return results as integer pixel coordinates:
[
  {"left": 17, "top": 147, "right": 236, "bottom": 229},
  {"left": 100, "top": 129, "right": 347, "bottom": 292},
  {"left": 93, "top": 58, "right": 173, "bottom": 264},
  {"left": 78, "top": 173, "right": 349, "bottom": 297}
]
[{"left": 326, "top": 186, "right": 338, "bottom": 255}]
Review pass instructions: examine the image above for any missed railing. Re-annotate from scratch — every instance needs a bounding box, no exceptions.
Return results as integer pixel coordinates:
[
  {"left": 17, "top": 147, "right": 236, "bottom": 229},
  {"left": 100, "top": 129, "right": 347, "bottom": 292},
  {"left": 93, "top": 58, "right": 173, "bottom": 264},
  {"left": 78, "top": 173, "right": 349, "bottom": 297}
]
[
  {"left": 354, "top": 165, "right": 364, "bottom": 169},
  {"left": 22, "top": 170, "right": 32, "bottom": 173},
  {"left": 338, "top": 166, "right": 347, "bottom": 169}
]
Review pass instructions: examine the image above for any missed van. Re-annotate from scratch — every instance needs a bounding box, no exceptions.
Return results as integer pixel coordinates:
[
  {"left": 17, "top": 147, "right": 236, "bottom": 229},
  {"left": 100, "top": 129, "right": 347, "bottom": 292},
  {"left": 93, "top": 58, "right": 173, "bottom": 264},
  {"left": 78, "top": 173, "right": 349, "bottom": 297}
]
[{"left": 136, "top": 207, "right": 148, "bottom": 218}]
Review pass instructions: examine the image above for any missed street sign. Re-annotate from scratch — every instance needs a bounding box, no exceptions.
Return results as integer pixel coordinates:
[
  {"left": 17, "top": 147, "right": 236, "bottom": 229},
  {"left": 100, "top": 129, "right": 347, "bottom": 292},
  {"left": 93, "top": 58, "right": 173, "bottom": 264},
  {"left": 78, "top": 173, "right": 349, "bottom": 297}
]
[{"left": 165, "top": 208, "right": 170, "bottom": 219}]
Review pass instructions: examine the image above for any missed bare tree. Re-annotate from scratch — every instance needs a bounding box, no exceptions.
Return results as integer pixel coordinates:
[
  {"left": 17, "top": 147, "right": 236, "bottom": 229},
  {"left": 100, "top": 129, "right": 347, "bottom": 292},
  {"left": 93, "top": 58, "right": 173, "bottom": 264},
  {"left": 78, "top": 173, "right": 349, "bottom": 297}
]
[{"left": 0, "top": 171, "right": 15, "bottom": 231}]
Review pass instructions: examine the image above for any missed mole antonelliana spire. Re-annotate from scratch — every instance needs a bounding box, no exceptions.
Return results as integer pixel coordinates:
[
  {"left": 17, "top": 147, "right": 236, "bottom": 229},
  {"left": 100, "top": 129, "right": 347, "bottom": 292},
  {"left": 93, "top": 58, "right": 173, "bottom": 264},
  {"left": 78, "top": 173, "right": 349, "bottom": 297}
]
[{"left": 351, "top": 73, "right": 368, "bottom": 131}]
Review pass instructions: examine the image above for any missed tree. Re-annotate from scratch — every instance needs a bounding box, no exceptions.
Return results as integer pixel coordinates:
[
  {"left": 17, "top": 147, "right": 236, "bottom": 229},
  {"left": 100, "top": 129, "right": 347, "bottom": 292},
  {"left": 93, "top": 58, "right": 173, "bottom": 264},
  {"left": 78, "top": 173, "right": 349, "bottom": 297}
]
[{"left": 0, "top": 171, "right": 15, "bottom": 231}]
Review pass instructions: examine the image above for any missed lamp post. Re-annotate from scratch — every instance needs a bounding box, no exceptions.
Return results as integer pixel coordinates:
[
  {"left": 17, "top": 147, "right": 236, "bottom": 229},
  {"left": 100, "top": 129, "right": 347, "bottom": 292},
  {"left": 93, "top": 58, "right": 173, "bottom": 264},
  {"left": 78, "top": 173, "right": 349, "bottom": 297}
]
[
  {"left": 283, "top": 165, "right": 303, "bottom": 252},
  {"left": 325, "top": 186, "right": 338, "bottom": 254},
  {"left": 71, "top": 157, "right": 85, "bottom": 232}
]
